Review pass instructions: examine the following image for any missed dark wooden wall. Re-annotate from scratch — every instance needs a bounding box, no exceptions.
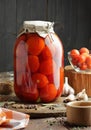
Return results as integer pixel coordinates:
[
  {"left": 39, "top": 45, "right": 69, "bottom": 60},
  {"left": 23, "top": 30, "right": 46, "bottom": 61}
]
[{"left": 0, "top": 0, "right": 91, "bottom": 72}]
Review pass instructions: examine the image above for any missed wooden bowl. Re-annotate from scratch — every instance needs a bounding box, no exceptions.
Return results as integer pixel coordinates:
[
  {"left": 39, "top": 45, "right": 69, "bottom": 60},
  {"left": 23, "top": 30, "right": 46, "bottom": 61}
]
[{"left": 67, "top": 101, "right": 91, "bottom": 126}]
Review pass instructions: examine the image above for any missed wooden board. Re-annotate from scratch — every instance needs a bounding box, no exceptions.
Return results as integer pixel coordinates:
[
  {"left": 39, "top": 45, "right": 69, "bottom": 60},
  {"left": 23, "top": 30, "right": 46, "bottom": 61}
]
[
  {"left": 65, "top": 65, "right": 91, "bottom": 96},
  {"left": 0, "top": 95, "right": 66, "bottom": 119}
]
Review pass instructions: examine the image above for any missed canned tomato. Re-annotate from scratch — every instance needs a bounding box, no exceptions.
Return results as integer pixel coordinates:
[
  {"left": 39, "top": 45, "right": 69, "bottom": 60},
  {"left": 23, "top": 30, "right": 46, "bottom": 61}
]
[{"left": 14, "top": 21, "right": 64, "bottom": 103}]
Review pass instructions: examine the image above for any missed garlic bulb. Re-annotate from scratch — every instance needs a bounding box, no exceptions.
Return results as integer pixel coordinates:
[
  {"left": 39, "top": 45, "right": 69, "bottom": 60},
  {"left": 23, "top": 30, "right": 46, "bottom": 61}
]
[
  {"left": 62, "top": 77, "right": 75, "bottom": 96},
  {"left": 76, "top": 89, "right": 88, "bottom": 101}
]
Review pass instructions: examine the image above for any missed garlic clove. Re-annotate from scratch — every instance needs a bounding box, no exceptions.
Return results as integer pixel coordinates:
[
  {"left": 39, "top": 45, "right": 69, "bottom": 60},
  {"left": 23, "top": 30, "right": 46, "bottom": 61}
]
[{"left": 76, "top": 89, "right": 88, "bottom": 101}]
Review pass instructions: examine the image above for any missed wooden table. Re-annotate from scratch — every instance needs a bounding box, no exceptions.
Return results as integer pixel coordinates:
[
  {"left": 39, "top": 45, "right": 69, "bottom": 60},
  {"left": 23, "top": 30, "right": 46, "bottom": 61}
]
[
  {"left": 24, "top": 117, "right": 91, "bottom": 130},
  {"left": 0, "top": 95, "right": 91, "bottom": 130}
]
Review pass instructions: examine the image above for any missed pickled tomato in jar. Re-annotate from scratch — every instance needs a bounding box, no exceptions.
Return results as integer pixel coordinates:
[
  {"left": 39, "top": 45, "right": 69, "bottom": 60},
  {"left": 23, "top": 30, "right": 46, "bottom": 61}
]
[{"left": 14, "top": 21, "right": 64, "bottom": 103}]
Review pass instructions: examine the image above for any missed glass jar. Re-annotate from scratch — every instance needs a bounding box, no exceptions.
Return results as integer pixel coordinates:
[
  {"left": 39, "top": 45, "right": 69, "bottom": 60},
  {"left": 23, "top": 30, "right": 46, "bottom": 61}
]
[{"left": 14, "top": 21, "right": 64, "bottom": 103}]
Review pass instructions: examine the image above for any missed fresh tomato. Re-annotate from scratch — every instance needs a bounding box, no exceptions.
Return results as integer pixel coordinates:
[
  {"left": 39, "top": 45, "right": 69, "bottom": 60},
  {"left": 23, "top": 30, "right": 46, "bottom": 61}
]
[
  {"left": 80, "top": 52, "right": 89, "bottom": 59},
  {"left": 70, "top": 49, "right": 80, "bottom": 58},
  {"left": 86, "top": 55, "right": 91, "bottom": 69},
  {"left": 79, "top": 63, "right": 87, "bottom": 70},
  {"left": 79, "top": 47, "right": 89, "bottom": 54},
  {"left": 71, "top": 55, "right": 79, "bottom": 66},
  {"left": 87, "top": 64, "right": 91, "bottom": 69},
  {"left": 77, "top": 54, "right": 86, "bottom": 65}
]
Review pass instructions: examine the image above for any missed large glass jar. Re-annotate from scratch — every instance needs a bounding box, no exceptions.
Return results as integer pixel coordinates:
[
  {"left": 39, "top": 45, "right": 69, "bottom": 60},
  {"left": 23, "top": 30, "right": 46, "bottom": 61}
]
[{"left": 14, "top": 21, "right": 64, "bottom": 103}]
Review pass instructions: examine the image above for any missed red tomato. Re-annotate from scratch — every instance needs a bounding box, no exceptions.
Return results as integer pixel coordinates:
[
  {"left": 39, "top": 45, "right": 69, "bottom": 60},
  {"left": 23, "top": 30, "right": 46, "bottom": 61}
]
[
  {"left": 69, "top": 47, "right": 90, "bottom": 71},
  {"left": 26, "top": 33, "right": 45, "bottom": 55},
  {"left": 86, "top": 55, "right": 91, "bottom": 69},
  {"left": 78, "top": 54, "right": 86, "bottom": 65},
  {"left": 79, "top": 47, "right": 89, "bottom": 54},
  {"left": 71, "top": 55, "right": 79, "bottom": 66},
  {"left": 39, "top": 84, "right": 57, "bottom": 102},
  {"left": 40, "top": 46, "right": 52, "bottom": 60},
  {"left": 79, "top": 63, "right": 87, "bottom": 70},
  {"left": 22, "top": 85, "right": 39, "bottom": 102},
  {"left": 15, "top": 72, "right": 39, "bottom": 102},
  {"left": 28, "top": 55, "right": 40, "bottom": 73},
  {"left": 70, "top": 49, "right": 80, "bottom": 59},
  {"left": 81, "top": 52, "right": 89, "bottom": 56},
  {"left": 47, "top": 74, "right": 54, "bottom": 83},
  {"left": 87, "top": 64, "right": 91, "bottom": 69},
  {"left": 39, "top": 59, "right": 55, "bottom": 75},
  {"left": 32, "top": 73, "right": 49, "bottom": 88}
]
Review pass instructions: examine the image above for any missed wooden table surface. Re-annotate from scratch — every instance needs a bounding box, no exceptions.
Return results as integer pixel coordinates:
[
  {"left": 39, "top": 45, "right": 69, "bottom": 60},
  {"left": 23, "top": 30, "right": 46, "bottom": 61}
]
[
  {"left": 24, "top": 117, "right": 91, "bottom": 130},
  {"left": 0, "top": 95, "right": 91, "bottom": 130}
]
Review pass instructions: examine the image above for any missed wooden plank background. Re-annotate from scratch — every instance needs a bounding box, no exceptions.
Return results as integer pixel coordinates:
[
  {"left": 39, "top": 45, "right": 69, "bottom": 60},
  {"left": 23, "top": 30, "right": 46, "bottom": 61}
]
[{"left": 0, "top": 0, "right": 91, "bottom": 72}]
